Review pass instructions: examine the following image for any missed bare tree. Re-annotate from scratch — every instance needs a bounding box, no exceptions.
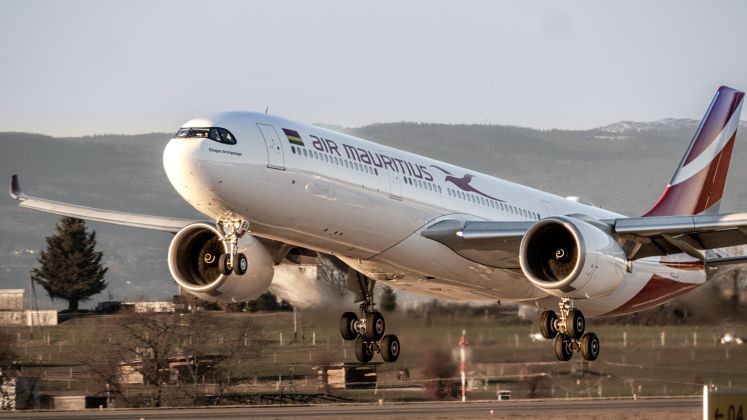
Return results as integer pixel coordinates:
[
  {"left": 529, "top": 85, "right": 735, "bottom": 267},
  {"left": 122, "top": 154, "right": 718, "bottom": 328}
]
[{"left": 77, "top": 312, "right": 263, "bottom": 407}]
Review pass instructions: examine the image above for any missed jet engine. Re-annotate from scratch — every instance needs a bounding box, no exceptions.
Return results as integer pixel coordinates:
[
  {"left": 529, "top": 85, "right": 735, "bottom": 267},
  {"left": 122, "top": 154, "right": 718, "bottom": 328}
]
[
  {"left": 167, "top": 222, "right": 274, "bottom": 303},
  {"left": 519, "top": 216, "right": 626, "bottom": 299}
]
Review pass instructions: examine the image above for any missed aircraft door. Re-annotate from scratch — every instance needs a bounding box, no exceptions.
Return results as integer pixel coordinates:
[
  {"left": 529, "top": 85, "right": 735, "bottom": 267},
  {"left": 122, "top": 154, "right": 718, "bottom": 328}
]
[
  {"left": 387, "top": 169, "right": 403, "bottom": 200},
  {"left": 541, "top": 200, "right": 557, "bottom": 217},
  {"left": 256, "top": 124, "right": 285, "bottom": 170}
]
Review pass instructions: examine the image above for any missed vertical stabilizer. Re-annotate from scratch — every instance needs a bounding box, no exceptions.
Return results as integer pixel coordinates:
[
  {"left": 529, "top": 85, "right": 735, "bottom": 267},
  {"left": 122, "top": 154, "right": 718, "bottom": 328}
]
[{"left": 644, "top": 86, "right": 744, "bottom": 217}]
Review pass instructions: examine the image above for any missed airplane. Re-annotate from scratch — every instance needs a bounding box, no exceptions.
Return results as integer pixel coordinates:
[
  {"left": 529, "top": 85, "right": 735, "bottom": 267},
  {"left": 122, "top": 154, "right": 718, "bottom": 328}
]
[{"left": 10, "top": 86, "right": 747, "bottom": 363}]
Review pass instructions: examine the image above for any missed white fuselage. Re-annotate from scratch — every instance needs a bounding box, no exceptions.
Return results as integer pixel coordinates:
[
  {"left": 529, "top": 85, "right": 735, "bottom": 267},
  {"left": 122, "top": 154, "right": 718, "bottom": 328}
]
[{"left": 163, "top": 112, "right": 705, "bottom": 317}]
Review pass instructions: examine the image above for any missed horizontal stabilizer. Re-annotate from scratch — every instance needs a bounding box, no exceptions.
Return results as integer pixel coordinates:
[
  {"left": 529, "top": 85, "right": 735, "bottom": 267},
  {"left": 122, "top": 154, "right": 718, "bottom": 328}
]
[{"left": 705, "top": 255, "right": 747, "bottom": 267}]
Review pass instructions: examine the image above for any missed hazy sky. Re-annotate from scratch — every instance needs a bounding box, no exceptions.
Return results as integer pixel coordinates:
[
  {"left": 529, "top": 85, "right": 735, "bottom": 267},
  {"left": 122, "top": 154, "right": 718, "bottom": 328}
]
[{"left": 1, "top": 0, "right": 747, "bottom": 136}]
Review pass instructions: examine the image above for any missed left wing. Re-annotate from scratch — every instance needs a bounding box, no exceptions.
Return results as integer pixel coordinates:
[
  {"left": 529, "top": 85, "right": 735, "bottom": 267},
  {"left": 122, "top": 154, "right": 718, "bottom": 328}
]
[
  {"left": 421, "top": 213, "right": 747, "bottom": 268},
  {"left": 10, "top": 175, "right": 200, "bottom": 233}
]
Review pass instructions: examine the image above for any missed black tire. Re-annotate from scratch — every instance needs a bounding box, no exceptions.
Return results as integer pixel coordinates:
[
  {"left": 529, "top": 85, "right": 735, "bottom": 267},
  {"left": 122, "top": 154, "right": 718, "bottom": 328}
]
[
  {"left": 365, "top": 312, "right": 386, "bottom": 341},
  {"left": 218, "top": 254, "right": 232, "bottom": 275},
  {"left": 539, "top": 310, "right": 558, "bottom": 339},
  {"left": 380, "top": 334, "right": 400, "bottom": 363},
  {"left": 567, "top": 309, "right": 585, "bottom": 339},
  {"left": 234, "top": 253, "right": 248, "bottom": 275},
  {"left": 553, "top": 334, "right": 573, "bottom": 361},
  {"left": 340, "top": 312, "right": 359, "bottom": 340},
  {"left": 580, "top": 332, "right": 600, "bottom": 361},
  {"left": 354, "top": 336, "right": 373, "bottom": 363}
]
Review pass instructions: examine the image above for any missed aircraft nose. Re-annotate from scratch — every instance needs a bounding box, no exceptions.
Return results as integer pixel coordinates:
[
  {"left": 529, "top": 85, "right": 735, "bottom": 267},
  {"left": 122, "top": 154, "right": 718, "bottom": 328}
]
[{"left": 163, "top": 137, "right": 204, "bottom": 193}]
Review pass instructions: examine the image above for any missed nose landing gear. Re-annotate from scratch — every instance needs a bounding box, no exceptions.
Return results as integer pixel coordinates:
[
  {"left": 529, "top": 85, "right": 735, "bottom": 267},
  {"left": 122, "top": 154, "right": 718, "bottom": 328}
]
[
  {"left": 216, "top": 219, "right": 250, "bottom": 276},
  {"left": 339, "top": 272, "right": 400, "bottom": 363},
  {"left": 539, "top": 298, "right": 599, "bottom": 361}
]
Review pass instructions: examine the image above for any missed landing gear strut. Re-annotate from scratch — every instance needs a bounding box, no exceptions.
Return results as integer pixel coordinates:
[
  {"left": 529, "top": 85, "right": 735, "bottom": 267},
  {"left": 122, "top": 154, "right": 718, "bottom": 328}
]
[
  {"left": 539, "top": 298, "right": 600, "bottom": 361},
  {"left": 217, "top": 219, "right": 249, "bottom": 276},
  {"left": 339, "top": 271, "right": 400, "bottom": 363}
]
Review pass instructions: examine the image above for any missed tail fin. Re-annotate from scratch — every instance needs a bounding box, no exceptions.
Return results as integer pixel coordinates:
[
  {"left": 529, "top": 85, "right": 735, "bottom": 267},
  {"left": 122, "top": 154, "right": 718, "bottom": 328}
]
[{"left": 644, "top": 86, "right": 744, "bottom": 217}]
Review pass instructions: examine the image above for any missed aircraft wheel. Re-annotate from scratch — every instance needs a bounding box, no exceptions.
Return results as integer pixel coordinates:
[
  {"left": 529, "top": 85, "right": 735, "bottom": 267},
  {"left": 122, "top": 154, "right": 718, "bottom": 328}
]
[
  {"left": 539, "top": 310, "right": 558, "bottom": 339},
  {"left": 340, "top": 312, "right": 359, "bottom": 341},
  {"left": 580, "top": 332, "right": 600, "bottom": 361},
  {"left": 354, "top": 336, "right": 373, "bottom": 363},
  {"left": 380, "top": 334, "right": 400, "bottom": 363},
  {"left": 365, "top": 311, "right": 386, "bottom": 341},
  {"left": 218, "top": 254, "right": 232, "bottom": 276},
  {"left": 554, "top": 334, "right": 573, "bottom": 361},
  {"left": 567, "top": 309, "right": 585, "bottom": 339},
  {"left": 234, "top": 253, "right": 248, "bottom": 275}
]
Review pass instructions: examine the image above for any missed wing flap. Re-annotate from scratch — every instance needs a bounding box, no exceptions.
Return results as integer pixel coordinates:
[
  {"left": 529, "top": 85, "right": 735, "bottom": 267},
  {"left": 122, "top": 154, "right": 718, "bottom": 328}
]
[{"left": 11, "top": 175, "right": 198, "bottom": 233}]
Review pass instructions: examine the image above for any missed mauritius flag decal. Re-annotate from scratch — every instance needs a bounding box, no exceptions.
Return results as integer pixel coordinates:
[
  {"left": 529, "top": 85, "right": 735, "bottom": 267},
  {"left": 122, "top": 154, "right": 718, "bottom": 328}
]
[{"left": 283, "top": 128, "right": 304, "bottom": 146}]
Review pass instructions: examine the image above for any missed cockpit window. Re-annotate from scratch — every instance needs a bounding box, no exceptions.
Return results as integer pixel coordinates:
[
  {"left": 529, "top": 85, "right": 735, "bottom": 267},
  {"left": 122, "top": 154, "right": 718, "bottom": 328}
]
[{"left": 174, "top": 127, "right": 237, "bottom": 145}]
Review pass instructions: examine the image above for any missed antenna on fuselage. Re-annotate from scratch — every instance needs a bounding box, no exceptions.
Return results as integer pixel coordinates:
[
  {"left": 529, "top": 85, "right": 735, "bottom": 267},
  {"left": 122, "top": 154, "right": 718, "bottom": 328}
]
[{"left": 265, "top": 105, "right": 270, "bottom": 114}]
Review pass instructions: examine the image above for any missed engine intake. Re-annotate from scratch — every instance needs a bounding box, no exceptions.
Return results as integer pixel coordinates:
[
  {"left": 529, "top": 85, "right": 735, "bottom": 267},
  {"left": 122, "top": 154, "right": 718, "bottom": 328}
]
[
  {"left": 519, "top": 216, "right": 626, "bottom": 299},
  {"left": 168, "top": 222, "right": 274, "bottom": 303}
]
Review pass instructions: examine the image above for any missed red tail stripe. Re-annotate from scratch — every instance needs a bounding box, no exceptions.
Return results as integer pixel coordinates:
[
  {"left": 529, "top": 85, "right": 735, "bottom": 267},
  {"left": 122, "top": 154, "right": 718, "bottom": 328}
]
[{"left": 644, "top": 135, "right": 735, "bottom": 216}]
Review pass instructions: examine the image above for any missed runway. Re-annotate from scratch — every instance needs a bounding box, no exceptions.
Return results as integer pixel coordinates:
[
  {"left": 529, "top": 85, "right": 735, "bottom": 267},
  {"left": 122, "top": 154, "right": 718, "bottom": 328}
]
[{"left": 2, "top": 397, "right": 701, "bottom": 419}]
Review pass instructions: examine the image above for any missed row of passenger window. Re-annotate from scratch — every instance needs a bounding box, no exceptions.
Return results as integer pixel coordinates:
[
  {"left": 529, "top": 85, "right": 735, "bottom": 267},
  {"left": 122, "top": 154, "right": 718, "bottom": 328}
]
[
  {"left": 290, "top": 146, "right": 379, "bottom": 176},
  {"left": 403, "top": 176, "right": 442, "bottom": 194},
  {"left": 447, "top": 188, "right": 540, "bottom": 220}
]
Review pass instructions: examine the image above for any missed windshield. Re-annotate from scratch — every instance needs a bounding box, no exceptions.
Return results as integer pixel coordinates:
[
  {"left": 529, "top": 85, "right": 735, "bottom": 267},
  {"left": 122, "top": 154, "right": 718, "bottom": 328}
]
[{"left": 175, "top": 127, "right": 237, "bottom": 145}]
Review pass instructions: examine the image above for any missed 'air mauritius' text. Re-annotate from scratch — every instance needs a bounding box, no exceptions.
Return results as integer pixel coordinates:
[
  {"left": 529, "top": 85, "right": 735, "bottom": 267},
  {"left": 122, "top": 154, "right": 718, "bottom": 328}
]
[{"left": 309, "top": 134, "right": 433, "bottom": 181}]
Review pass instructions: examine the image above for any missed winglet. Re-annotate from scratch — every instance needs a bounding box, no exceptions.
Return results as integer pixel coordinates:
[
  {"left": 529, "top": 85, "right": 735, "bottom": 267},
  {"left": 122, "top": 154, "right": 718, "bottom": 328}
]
[{"left": 10, "top": 175, "right": 25, "bottom": 201}]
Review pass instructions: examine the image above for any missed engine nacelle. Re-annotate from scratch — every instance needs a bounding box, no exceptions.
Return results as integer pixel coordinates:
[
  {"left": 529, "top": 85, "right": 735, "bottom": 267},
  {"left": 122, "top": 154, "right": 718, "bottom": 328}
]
[
  {"left": 167, "top": 222, "right": 274, "bottom": 303},
  {"left": 519, "top": 216, "right": 626, "bottom": 299}
]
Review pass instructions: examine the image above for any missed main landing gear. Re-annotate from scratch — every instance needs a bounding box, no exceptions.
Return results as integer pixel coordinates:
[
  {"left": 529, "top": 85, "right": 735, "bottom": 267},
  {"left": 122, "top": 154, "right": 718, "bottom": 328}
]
[
  {"left": 539, "top": 298, "right": 600, "bottom": 362},
  {"left": 214, "top": 219, "right": 250, "bottom": 276},
  {"left": 339, "top": 272, "right": 400, "bottom": 363}
]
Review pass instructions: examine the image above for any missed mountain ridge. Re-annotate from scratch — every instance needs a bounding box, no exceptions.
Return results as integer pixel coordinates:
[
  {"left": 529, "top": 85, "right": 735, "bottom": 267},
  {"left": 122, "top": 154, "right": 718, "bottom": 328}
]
[{"left": 2, "top": 118, "right": 747, "bottom": 305}]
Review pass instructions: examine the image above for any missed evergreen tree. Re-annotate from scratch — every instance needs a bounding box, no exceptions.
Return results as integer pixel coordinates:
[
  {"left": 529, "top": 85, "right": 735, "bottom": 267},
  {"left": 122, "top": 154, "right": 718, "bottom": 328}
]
[
  {"left": 380, "top": 285, "right": 397, "bottom": 312},
  {"left": 31, "top": 217, "right": 108, "bottom": 312}
]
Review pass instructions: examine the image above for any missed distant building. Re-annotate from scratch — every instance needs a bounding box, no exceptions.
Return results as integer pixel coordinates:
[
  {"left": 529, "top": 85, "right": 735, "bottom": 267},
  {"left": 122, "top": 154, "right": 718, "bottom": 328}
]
[
  {"left": 316, "top": 363, "right": 379, "bottom": 390},
  {"left": 0, "top": 290, "right": 24, "bottom": 311},
  {"left": 0, "top": 290, "right": 57, "bottom": 326},
  {"left": 128, "top": 301, "right": 176, "bottom": 313}
]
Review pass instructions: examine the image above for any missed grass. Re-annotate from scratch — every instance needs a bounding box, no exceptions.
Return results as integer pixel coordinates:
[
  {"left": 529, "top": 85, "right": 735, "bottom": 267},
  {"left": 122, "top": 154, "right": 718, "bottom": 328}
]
[{"left": 3, "top": 310, "right": 746, "bottom": 402}]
